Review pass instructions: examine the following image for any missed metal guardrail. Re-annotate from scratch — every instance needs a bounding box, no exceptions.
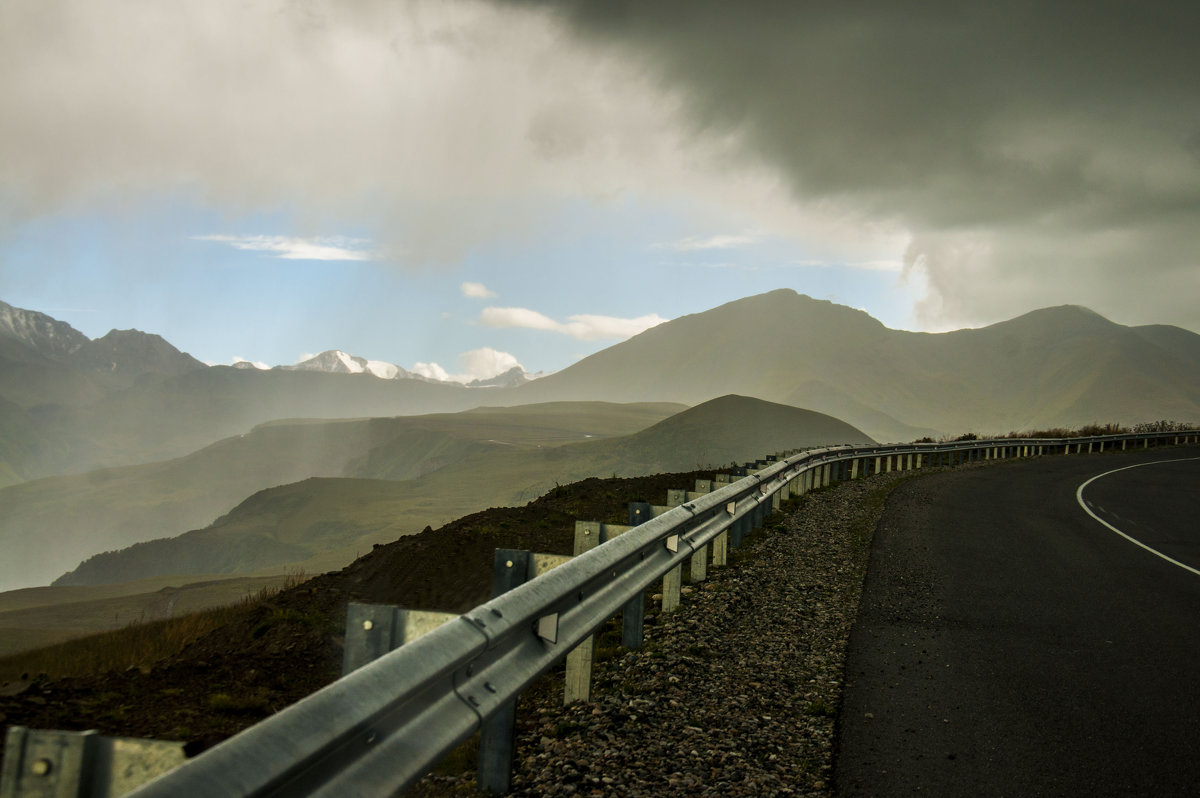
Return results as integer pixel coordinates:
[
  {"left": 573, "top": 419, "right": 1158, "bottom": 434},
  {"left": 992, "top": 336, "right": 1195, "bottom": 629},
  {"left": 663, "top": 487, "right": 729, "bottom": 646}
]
[{"left": 12, "top": 431, "right": 1194, "bottom": 797}]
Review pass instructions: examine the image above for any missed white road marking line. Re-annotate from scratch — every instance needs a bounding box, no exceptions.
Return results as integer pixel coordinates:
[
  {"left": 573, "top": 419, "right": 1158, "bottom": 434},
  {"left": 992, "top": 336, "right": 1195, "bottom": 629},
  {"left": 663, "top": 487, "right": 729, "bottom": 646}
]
[{"left": 1076, "top": 457, "right": 1200, "bottom": 577}]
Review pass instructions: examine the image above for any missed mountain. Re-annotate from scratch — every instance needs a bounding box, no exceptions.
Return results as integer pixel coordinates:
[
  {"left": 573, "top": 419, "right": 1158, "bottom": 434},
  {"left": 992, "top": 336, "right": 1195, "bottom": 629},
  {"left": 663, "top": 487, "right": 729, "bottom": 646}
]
[
  {"left": 0, "top": 300, "right": 90, "bottom": 360},
  {"left": 0, "top": 353, "right": 486, "bottom": 482},
  {"left": 467, "top": 366, "right": 532, "bottom": 388},
  {"left": 0, "top": 303, "right": 104, "bottom": 413},
  {"left": 65, "top": 329, "right": 206, "bottom": 388},
  {"left": 0, "top": 306, "right": 213, "bottom": 483},
  {"left": 50, "top": 396, "right": 868, "bottom": 587},
  {"left": 279, "top": 350, "right": 416, "bottom": 380},
  {"left": 280, "top": 350, "right": 538, "bottom": 387},
  {"left": 499, "top": 290, "right": 1200, "bottom": 440},
  {"left": 0, "top": 304, "right": 518, "bottom": 484},
  {"left": 608, "top": 394, "right": 871, "bottom": 466}
]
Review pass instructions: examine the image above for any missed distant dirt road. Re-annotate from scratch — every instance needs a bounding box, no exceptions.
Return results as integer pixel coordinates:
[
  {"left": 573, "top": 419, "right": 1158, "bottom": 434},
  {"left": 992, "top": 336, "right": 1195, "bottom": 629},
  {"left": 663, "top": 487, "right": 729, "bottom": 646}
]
[{"left": 837, "top": 447, "right": 1200, "bottom": 797}]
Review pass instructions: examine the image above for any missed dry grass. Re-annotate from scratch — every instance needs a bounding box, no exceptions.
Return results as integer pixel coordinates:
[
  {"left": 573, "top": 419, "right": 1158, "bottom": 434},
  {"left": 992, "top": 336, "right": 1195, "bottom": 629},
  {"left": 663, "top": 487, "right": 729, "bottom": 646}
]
[
  {"left": 1000, "top": 423, "right": 1127, "bottom": 439},
  {"left": 0, "top": 572, "right": 307, "bottom": 685}
]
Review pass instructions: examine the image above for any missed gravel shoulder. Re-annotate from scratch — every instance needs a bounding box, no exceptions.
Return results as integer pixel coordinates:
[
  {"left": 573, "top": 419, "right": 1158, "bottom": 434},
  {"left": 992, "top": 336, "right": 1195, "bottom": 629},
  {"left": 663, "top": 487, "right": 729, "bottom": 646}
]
[{"left": 415, "top": 470, "right": 918, "bottom": 796}]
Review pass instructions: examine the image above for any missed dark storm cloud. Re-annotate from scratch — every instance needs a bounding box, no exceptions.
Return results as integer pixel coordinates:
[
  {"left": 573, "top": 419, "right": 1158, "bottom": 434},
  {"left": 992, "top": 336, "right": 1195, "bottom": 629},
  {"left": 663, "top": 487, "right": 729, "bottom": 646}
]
[{"left": 502, "top": 0, "right": 1200, "bottom": 330}]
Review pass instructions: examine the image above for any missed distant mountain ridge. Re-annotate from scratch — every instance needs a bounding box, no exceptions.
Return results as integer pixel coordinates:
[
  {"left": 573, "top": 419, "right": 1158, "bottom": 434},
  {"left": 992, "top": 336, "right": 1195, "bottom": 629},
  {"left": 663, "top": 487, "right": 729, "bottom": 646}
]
[
  {"left": 0, "top": 290, "right": 1196, "bottom": 487},
  {"left": 466, "top": 366, "right": 532, "bottom": 388},
  {"left": 65, "top": 329, "right": 207, "bottom": 386},
  {"left": 501, "top": 290, "right": 1200, "bottom": 440},
  {"left": 278, "top": 349, "right": 536, "bottom": 387},
  {"left": 0, "top": 300, "right": 204, "bottom": 386},
  {"left": 0, "top": 303, "right": 526, "bottom": 483},
  {"left": 279, "top": 350, "right": 418, "bottom": 380}
]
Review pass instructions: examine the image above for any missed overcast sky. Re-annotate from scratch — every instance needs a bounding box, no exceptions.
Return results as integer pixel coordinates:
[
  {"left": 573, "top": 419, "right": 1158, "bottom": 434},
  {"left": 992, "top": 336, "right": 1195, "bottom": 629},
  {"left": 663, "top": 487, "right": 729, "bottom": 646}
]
[{"left": 2, "top": 1, "right": 1197, "bottom": 381}]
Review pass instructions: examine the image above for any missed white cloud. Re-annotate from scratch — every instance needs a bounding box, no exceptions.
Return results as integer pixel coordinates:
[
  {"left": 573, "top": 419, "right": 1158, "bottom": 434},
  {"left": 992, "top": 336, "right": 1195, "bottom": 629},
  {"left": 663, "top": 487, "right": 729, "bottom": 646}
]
[
  {"left": 479, "top": 306, "right": 667, "bottom": 341},
  {"left": 652, "top": 232, "right": 762, "bottom": 252},
  {"left": 411, "top": 347, "right": 523, "bottom": 383},
  {"left": 458, "top": 347, "right": 521, "bottom": 380},
  {"left": 560, "top": 313, "right": 669, "bottom": 340},
  {"left": 193, "top": 235, "right": 375, "bottom": 261},
  {"left": 410, "top": 361, "right": 452, "bottom": 382},
  {"left": 461, "top": 281, "right": 497, "bottom": 298},
  {"left": 479, "top": 306, "right": 560, "bottom": 333}
]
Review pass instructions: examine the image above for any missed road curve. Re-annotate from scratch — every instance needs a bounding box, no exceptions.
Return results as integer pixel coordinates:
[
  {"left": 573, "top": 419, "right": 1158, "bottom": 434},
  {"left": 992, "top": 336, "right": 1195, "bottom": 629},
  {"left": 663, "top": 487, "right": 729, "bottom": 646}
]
[{"left": 836, "top": 446, "right": 1200, "bottom": 797}]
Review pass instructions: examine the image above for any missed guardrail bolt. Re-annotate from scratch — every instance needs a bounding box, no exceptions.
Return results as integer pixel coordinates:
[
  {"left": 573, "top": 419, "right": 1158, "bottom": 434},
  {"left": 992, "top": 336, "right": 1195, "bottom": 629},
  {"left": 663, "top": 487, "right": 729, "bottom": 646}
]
[{"left": 31, "top": 759, "right": 52, "bottom": 776}]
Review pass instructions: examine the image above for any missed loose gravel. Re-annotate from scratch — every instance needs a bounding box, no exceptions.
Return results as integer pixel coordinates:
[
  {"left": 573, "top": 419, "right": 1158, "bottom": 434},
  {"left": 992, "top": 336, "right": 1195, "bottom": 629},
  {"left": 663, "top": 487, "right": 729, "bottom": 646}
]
[{"left": 413, "top": 470, "right": 913, "bottom": 797}]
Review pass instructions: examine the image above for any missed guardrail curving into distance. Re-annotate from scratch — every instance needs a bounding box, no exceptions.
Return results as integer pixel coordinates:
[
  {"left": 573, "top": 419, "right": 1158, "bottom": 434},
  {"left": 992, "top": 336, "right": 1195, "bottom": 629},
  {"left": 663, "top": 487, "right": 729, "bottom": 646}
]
[{"left": 3, "top": 430, "right": 1196, "bottom": 797}]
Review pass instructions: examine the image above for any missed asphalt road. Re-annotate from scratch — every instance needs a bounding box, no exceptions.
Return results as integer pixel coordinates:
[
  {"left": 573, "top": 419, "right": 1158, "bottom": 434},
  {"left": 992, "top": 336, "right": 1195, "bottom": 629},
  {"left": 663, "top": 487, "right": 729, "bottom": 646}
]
[{"left": 836, "top": 446, "right": 1200, "bottom": 797}]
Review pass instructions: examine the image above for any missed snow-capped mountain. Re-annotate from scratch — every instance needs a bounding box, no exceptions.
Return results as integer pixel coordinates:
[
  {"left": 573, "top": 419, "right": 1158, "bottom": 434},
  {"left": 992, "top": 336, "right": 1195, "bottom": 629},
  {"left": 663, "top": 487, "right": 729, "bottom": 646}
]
[
  {"left": 277, "top": 350, "right": 415, "bottom": 380},
  {"left": 276, "top": 349, "right": 540, "bottom": 387}
]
